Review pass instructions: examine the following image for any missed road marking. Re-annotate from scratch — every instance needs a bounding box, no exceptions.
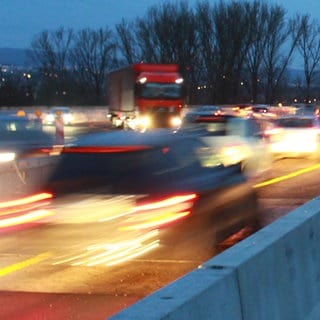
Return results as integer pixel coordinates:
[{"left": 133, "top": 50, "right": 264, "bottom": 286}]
[
  {"left": 254, "top": 163, "right": 320, "bottom": 188},
  {"left": 0, "top": 252, "right": 52, "bottom": 277}
]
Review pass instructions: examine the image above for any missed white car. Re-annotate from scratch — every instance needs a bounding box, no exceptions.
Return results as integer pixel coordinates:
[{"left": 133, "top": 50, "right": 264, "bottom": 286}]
[
  {"left": 266, "top": 116, "right": 320, "bottom": 159},
  {"left": 184, "top": 114, "right": 273, "bottom": 179}
]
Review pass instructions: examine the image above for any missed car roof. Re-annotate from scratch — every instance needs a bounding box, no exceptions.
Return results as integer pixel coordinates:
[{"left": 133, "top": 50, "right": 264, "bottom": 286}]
[{"left": 67, "top": 128, "right": 201, "bottom": 149}]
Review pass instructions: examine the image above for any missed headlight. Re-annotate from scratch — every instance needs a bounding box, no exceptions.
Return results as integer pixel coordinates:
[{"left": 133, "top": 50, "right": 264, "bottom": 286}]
[
  {"left": 45, "top": 114, "right": 55, "bottom": 123},
  {"left": 0, "top": 152, "right": 16, "bottom": 162},
  {"left": 63, "top": 114, "right": 73, "bottom": 123},
  {"left": 170, "top": 116, "right": 182, "bottom": 127},
  {"left": 139, "top": 116, "right": 152, "bottom": 128}
]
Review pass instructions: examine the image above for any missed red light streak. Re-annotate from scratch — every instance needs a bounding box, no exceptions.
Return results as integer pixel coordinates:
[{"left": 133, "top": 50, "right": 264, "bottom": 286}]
[{"left": 63, "top": 146, "right": 152, "bottom": 153}]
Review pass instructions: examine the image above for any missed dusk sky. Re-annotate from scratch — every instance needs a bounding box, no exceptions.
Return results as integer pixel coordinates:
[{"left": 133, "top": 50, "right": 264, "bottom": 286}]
[{"left": 1, "top": 0, "right": 319, "bottom": 49}]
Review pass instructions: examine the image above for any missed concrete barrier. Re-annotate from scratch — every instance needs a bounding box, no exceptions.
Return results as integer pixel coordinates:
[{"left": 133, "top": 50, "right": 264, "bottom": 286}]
[
  {"left": 0, "top": 156, "right": 59, "bottom": 198},
  {"left": 110, "top": 196, "right": 320, "bottom": 320}
]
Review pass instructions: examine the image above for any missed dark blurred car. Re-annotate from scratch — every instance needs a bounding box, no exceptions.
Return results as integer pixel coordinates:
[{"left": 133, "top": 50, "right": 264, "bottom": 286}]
[
  {"left": 0, "top": 114, "right": 56, "bottom": 232},
  {"left": 184, "top": 105, "right": 224, "bottom": 123},
  {"left": 295, "top": 104, "right": 320, "bottom": 117},
  {"left": 0, "top": 114, "right": 54, "bottom": 162},
  {"left": 232, "top": 103, "right": 253, "bottom": 117},
  {"left": 42, "top": 129, "right": 260, "bottom": 263},
  {"left": 251, "top": 105, "right": 278, "bottom": 119},
  {"left": 252, "top": 105, "right": 268, "bottom": 113}
]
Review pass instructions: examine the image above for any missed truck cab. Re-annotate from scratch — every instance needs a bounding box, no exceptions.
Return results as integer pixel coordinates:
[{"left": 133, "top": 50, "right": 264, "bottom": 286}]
[{"left": 107, "top": 63, "right": 185, "bottom": 131}]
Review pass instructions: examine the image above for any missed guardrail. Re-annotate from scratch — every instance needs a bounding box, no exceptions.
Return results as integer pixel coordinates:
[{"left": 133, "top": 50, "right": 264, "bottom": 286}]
[{"left": 110, "top": 196, "right": 320, "bottom": 320}]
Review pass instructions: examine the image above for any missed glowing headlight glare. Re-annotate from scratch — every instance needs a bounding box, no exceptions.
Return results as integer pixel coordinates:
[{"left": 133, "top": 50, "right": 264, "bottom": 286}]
[
  {"left": 175, "top": 78, "right": 184, "bottom": 84},
  {"left": 170, "top": 116, "right": 182, "bottom": 127},
  {"left": 46, "top": 114, "right": 55, "bottom": 122},
  {"left": 139, "top": 116, "right": 151, "bottom": 127},
  {"left": 138, "top": 77, "right": 147, "bottom": 84},
  {"left": 0, "top": 152, "right": 15, "bottom": 162},
  {"left": 63, "top": 114, "right": 73, "bottom": 122}
]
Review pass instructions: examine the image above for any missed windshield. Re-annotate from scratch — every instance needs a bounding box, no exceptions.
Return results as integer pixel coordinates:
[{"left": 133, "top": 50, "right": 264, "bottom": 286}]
[{"left": 137, "top": 83, "right": 183, "bottom": 99}]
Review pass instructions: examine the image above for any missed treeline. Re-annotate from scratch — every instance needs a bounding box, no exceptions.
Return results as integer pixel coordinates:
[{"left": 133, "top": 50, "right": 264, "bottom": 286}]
[{"left": 1, "top": 0, "right": 320, "bottom": 106}]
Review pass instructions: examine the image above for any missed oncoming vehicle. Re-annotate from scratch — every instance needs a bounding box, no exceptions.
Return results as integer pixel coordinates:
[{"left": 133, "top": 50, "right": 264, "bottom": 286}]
[
  {"left": 107, "top": 63, "right": 184, "bottom": 131},
  {"left": 43, "top": 107, "right": 73, "bottom": 126},
  {"left": 232, "top": 103, "right": 253, "bottom": 117},
  {"left": 183, "top": 105, "right": 224, "bottom": 123},
  {"left": 0, "top": 114, "right": 54, "bottom": 162},
  {"left": 266, "top": 116, "right": 320, "bottom": 159},
  {"left": 43, "top": 129, "right": 260, "bottom": 263},
  {"left": 0, "top": 114, "right": 56, "bottom": 230}
]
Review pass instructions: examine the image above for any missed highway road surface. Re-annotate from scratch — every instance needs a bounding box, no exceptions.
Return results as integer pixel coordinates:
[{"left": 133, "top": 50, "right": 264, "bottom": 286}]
[{"left": 0, "top": 127, "right": 320, "bottom": 319}]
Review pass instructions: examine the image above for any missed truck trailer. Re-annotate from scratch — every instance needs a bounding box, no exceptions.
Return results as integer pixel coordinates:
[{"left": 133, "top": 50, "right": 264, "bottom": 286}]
[{"left": 107, "top": 63, "right": 185, "bottom": 131}]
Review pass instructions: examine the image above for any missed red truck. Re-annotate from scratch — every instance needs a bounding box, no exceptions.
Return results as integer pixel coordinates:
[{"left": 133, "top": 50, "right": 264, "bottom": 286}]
[{"left": 107, "top": 63, "right": 185, "bottom": 130}]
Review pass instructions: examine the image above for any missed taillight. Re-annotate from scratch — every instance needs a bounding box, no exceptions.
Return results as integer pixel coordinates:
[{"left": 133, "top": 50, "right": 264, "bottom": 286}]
[
  {"left": 0, "top": 192, "right": 54, "bottom": 231},
  {"left": 120, "top": 193, "right": 198, "bottom": 231},
  {"left": 63, "top": 145, "right": 152, "bottom": 153}
]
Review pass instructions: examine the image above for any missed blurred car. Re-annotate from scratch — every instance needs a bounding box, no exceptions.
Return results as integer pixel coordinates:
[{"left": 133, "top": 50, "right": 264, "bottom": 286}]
[
  {"left": 266, "top": 116, "right": 320, "bottom": 159},
  {"left": 183, "top": 114, "right": 273, "bottom": 179},
  {"left": 0, "top": 114, "right": 56, "bottom": 231},
  {"left": 251, "top": 105, "right": 278, "bottom": 119},
  {"left": 295, "top": 104, "right": 320, "bottom": 117},
  {"left": 232, "top": 103, "right": 253, "bottom": 117},
  {"left": 184, "top": 105, "right": 224, "bottom": 123},
  {"left": 40, "top": 129, "right": 260, "bottom": 264},
  {"left": 252, "top": 105, "right": 269, "bottom": 114},
  {"left": 0, "top": 114, "right": 54, "bottom": 162},
  {"left": 43, "top": 106, "right": 73, "bottom": 125}
]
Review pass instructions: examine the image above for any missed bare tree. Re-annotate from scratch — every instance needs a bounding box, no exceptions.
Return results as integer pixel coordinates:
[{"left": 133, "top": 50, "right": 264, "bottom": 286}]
[
  {"left": 70, "top": 28, "right": 117, "bottom": 104},
  {"left": 30, "top": 27, "right": 74, "bottom": 104},
  {"left": 195, "top": 1, "right": 219, "bottom": 103},
  {"left": 211, "top": 0, "right": 254, "bottom": 103},
  {"left": 115, "top": 19, "right": 139, "bottom": 65},
  {"left": 262, "top": 5, "right": 300, "bottom": 104},
  {"left": 292, "top": 14, "right": 320, "bottom": 102},
  {"left": 244, "top": 0, "right": 270, "bottom": 103},
  {"left": 134, "top": 1, "right": 198, "bottom": 63}
]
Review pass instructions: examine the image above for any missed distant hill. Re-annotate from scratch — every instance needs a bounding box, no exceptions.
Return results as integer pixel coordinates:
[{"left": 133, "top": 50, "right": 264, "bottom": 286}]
[{"left": 0, "top": 48, "right": 34, "bottom": 67}]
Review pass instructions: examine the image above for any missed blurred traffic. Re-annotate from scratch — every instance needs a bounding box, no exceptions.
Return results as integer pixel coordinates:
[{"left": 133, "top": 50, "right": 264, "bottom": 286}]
[{"left": 2, "top": 102, "right": 320, "bottom": 264}]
